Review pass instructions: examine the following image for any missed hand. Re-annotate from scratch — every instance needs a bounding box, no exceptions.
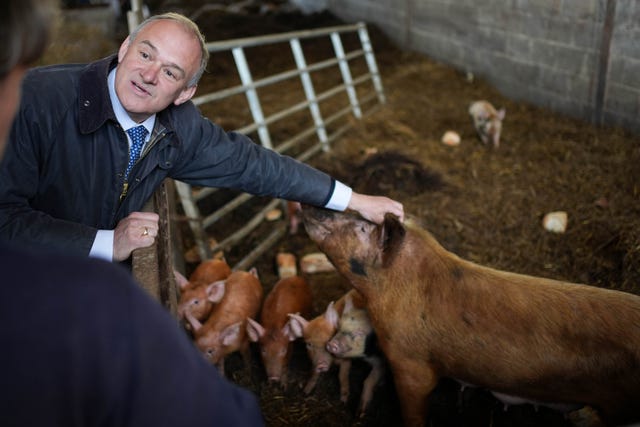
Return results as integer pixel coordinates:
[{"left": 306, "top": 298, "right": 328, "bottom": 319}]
[
  {"left": 113, "top": 211, "right": 160, "bottom": 262},
  {"left": 347, "top": 192, "right": 404, "bottom": 224}
]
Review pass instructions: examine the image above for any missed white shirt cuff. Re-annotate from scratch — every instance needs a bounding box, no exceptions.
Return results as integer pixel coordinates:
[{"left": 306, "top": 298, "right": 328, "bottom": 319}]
[
  {"left": 324, "top": 180, "right": 352, "bottom": 211},
  {"left": 89, "top": 229, "right": 115, "bottom": 262}
]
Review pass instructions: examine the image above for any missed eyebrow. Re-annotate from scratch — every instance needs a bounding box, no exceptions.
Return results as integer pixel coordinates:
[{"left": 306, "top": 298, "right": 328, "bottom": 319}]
[{"left": 140, "top": 40, "right": 187, "bottom": 80}]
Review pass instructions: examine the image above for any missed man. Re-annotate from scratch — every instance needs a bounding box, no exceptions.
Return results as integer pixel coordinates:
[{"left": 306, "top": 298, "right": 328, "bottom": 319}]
[
  {"left": 0, "top": 12, "right": 404, "bottom": 262},
  {"left": 1, "top": 1, "right": 264, "bottom": 425}
]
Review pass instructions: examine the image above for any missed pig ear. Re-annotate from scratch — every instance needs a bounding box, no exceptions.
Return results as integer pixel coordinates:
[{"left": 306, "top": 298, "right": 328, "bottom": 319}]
[
  {"left": 206, "top": 280, "right": 226, "bottom": 303},
  {"left": 282, "top": 319, "right": 297, "bottom": 342},
  {"left": 249, "top": 267, "right": 259, "bottom": 279},
  {"left": 343, "top": 294, "right": 354, "bottom": 313},
  {"left": 497, "top": 108, "right": 506, "bottom": 120},
  {"left": 326, "top": 301, "right": 339, "bottom": 328},
  {"left": 174, "top": 270, "right": 190, "bottom": 290},
  {"left": 379, "top": 213, "right": 406, "bottom": 268},
  {"left": 246, "top": 317, "right": 265, "bottom": 342},
  {"left": 221, "top": 322, "right": 242, "bottom": 346},
  {"left": 287, "top": 313, "right": 308, "bottom": 338}
]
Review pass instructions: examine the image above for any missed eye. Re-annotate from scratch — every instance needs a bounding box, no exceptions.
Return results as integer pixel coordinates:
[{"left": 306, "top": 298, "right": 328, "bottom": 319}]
[
  {"left": 192, "top": 299, "right": 199, "bottom": 305},
  {"left": 164, "top": 68, "right": 176, "bottom": 79},
  {"left": 139, "top": 50, "right": 150, "bottom": 60}
]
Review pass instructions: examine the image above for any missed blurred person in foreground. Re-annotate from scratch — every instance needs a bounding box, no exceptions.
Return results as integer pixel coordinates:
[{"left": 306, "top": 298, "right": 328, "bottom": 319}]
[
  {"left": 0, "top": 10, "right": 404, "bottom": 264},
  {"left": 0, "top": 1, "right": 264, "bottom": 425}
]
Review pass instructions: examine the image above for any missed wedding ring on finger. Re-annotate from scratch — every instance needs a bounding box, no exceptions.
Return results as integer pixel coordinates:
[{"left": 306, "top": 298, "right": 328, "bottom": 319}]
[{"left": 142, "top": 227, "right": 149, "bottom": 237}]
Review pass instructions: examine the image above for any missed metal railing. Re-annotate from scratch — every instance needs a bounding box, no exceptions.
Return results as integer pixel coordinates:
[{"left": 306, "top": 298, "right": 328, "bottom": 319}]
[{"left": 175, "top": 21, "right": 385, "bottom": 270}]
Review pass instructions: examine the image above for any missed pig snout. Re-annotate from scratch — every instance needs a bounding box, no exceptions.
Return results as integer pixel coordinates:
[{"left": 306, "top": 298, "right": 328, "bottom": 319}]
[{"left": 326, "top": 337, "right": 349, "bottom": 357}]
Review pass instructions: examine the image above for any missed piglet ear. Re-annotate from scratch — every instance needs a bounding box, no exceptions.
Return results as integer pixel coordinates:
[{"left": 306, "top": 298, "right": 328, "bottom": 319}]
[
  {"left": 287, "top": 313, "right": 308, "bottom": 338},
  {"left": 174, "top": 270, "right": 190, "bottom": 290},
  {"left": 207, "top": 280, "right": 226, "bottom": 303},
  {"left": 221, "top": 322, "right": 242, "bottom": 346},
  {"left": 379, "top": 213, "right": 406, "bottom": 268},
  {"left": 497, "top": 108, "right": 506, "bottom": 120},
  {"left": 246, "top": 317, "right": 264, "bottom": 342}
]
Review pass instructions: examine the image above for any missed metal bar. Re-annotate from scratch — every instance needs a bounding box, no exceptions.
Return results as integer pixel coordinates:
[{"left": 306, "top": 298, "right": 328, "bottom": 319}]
[
  {"left": 174, "top": 180, "right": 211, "bottom": 261},
  {"left": 290, "top": 37, "right": 329, "bottom": 150},
  {"left": 358, "top": 26, "right": 386, "bottom": 104},
  {"left": 232, "top": 47, "right": 272, "bottom": 149},
  {"left": 232, "top": 224, "right": 287, "bottom": 272},
  {"left": 331, "top": 31, "right": 362, "bottom": 118},
  {"left": 209, "top": 199, "right": 282, "bottom": 256},
  {"left": 192, "top": 50, "right": 364, "bottom": 106},
  {"left": 205, "top": 22, "right": 366, "bottom": 52},
  {"left": 202, "top": 192, "right": 253, "bottom": 229}
]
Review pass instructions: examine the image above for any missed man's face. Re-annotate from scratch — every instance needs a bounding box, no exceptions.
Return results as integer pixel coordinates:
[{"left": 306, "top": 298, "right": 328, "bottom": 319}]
[
  {"left": 0, "top": 66, "right": 26, "bottom": 159},
  {"left": 115, "top": 19, "right": 201, "bottom": 123}
]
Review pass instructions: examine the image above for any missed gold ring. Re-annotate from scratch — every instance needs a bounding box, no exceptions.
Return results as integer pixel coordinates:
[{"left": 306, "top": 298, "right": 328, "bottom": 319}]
[{"left": 142, "top": 227, "right": 149, "bottom": 236}]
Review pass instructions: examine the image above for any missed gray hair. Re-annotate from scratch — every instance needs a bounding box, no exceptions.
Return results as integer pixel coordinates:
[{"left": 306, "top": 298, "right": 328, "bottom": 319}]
[
  {"left": 0, "top": 0, "right": 57, "bottom": 80},
  {"left": 130, "top": 12, "right": 209, "bottom": 88}
]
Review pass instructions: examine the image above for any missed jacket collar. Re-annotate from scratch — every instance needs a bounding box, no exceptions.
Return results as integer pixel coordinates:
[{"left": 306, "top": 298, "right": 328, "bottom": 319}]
[{"left": 77, "top": 55, "right": 176, "bottom": 138}]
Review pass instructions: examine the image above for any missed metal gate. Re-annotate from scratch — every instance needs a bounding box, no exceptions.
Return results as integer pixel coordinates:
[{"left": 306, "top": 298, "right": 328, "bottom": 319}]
[{"left": 175, "top": 21, "right": 386, "bottom": 271}]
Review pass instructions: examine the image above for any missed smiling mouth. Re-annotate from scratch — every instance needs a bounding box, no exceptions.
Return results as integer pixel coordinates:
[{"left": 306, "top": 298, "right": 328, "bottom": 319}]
[{"left": 131, "top": 80, "right": 150, "bottom": 96}]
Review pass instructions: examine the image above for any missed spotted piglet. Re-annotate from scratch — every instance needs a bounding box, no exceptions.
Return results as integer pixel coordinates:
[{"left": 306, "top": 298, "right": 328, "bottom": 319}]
[
  {"left": 326, "top": 294, "right": 385, "bottom": 418},
  {"left": 468, "top": 100, "right": 505, "bottom": 148}
]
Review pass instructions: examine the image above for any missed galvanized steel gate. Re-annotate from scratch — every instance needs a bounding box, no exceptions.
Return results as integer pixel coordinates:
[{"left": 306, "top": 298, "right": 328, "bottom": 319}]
[
  {"left": 132, "top": 20, "right": 386, "bottom": 311},
  {"left": 176, "top": 22, "right": 386, "bottom": 271}
]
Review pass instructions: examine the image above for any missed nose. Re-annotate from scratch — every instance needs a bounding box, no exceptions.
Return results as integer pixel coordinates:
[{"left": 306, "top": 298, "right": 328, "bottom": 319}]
[{"left": 140, "top": 62, "right": 160, "bottom": 84}]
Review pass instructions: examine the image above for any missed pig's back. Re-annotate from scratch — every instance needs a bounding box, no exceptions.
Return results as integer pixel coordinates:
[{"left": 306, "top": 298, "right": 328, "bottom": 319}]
[{"left": 262, "top": 276, "right": 313, "bottom": 328}]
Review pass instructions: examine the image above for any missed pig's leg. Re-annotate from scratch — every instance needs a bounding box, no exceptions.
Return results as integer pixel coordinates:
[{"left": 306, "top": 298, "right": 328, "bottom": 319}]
[
  {"left": 357, "top": 357, "right": 384, "bottom": 418},
  {"left": 337, "top": 358, "right": 352, "bottom": 403},
  {"left": 239, "top": 340, "right": 252, "bottom": 375},
  {"left": 304, "top": 371, "right": 321, "bottom": 394},
  {"left": 390, "top": 359, "right": 438, "bottom": 427}
]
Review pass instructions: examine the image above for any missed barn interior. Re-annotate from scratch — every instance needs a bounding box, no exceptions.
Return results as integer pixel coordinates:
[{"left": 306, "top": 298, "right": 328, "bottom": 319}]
[{"left": 50, "top": 1, "right": 640, "bottom": 426}]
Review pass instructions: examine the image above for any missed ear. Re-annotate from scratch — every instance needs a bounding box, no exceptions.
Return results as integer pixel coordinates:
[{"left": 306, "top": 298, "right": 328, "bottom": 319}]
[
  {"left": 249, "top": 267, "right": 259, "bottom": 279},
  {"left": 174, "top": 269, "right": 190, "bottom": 290},
  {"left": 287, "top": 313, "right": 308, "bottom": 338},
  {"left": 206, "top": 280, "right": 226, "bottom": 303},
  {"left": 343, "top": 294, "right": 354, "bottom": 313},
  {"left": 282, "top": 321, "right": 297, "bottom": 342},
  {"left": 497, "top": 108, "right": 506, "bottom": 120},
  {"left": 325, "top": 301, "right": 339, "bottom": 329},
  {"left": 378, "top": 213, "right": 406, "bottom": 268},
  {"left": 173, "top": 84, "right": 197, "bottom": 106},
  {"left": 246, "top": 317, "right": 264, "bottom": 342},
  {"left": 221, "top": 322, "right": 242, "bottom": 346},
  {"left": 117, "top": 36, "right": 131, "bottom": 63}
]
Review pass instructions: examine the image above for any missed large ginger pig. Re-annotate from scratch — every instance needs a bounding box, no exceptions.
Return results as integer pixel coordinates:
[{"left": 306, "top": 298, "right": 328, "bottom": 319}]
[{"left": 300, "top": 205, "right": 640, "bottom": 427}]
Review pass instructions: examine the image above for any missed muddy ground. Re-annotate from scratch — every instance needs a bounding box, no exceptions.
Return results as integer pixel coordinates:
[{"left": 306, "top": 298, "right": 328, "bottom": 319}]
[{"left": 52, "top": 3, "right": 640, "bottom": 426}]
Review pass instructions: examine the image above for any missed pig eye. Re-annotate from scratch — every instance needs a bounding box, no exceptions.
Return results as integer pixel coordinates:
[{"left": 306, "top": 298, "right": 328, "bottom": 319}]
[{"left": 193, "top": 300, "right": 200, "bottom": 305}]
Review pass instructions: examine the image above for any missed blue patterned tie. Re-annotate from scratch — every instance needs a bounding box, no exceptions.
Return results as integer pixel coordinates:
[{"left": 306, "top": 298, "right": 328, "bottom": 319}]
[{"left": 125, "top": 125, "right": 148, "bottom": 179}]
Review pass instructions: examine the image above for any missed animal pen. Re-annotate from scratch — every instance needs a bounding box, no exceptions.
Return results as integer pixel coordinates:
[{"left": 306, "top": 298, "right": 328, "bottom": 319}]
[{"left": 131, "top": 21, "right": 387, "bottom": 313}]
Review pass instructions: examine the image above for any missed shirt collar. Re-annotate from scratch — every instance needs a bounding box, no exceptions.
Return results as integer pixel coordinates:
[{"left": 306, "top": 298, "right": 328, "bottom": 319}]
[{"left": 108, "top": 68, "right": 155, "bottom": 134}]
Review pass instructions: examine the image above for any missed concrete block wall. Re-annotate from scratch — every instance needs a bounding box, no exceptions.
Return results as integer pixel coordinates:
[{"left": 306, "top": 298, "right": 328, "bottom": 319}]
[{"left": 328, "top": 0, "right": 639, "bottom": 134}]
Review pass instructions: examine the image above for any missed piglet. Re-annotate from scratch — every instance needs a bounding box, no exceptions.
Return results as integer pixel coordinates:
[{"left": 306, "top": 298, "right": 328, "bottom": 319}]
[
  {"left": 246, "top": 275, "right": 313, "bottom": 388},
  {"left": 185, "top": 268, "right": 263, "bottom": 377},
  {"left": 468, "top": 100, "right": 505, "bottom": 148},
  {"left": 287, "top": 289, "right": 364, "bottom": 401},
  {"left": 174, "top": 258, "right": 232, "bottom": 326},
  {"left": 326, "top": 294, "right": 385, "bottom": 418}
]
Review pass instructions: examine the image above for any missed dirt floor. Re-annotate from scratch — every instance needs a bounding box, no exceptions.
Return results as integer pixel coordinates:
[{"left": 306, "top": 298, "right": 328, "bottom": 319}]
[{"left": 52, "top": 3, "right": 640, "bottom": 426}]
